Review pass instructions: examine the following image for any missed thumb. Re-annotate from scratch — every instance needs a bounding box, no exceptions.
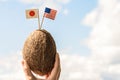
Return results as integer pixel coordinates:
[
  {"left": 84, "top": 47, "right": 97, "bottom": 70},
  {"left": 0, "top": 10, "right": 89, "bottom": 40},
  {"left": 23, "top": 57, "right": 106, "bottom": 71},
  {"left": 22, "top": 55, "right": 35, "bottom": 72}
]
[{"left": 21, "top": 60, "right": 36, "bottom": 80}]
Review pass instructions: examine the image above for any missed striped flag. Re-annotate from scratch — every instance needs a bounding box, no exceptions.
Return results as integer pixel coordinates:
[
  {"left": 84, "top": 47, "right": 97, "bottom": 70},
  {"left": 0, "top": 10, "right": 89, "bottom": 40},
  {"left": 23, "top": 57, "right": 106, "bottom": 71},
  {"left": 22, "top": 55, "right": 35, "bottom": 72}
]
[
  {"left": 44, "top": 7, "right": 57, "bottom": 20},
  {"left": 26, "top": 9, "right": 39, "bottom": 19}
]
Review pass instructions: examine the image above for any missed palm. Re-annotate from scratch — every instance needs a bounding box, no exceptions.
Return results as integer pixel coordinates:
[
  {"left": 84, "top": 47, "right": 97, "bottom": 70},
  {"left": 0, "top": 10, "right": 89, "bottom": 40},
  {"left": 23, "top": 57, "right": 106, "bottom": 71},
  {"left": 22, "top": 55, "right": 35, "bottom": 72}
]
[{"left": 22, "top": 53, "right": 60, "bottom": 80}]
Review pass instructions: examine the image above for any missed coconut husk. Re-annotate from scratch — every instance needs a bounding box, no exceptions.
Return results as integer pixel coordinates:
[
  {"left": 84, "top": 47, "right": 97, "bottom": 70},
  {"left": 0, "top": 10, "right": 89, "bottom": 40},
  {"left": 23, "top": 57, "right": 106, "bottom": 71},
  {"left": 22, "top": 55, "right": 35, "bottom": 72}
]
[{"left": 22, "top": 29, "right": 56, "bottom": 75}]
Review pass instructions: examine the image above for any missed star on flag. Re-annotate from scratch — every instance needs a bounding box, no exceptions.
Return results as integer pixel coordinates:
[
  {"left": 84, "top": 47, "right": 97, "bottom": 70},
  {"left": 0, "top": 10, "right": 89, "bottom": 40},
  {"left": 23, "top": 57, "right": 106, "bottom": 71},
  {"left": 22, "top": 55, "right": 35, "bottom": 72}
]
[{"left": 44, "top": 7, "right": 57, "bottom": 20}]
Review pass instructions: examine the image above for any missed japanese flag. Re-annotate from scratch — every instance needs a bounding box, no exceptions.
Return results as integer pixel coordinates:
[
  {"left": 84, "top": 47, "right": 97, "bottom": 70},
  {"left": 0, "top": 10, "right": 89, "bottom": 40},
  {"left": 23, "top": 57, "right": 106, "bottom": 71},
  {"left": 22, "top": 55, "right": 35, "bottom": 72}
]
[{"left": 26, "top": 9, "right": 39, "bottom": 19}]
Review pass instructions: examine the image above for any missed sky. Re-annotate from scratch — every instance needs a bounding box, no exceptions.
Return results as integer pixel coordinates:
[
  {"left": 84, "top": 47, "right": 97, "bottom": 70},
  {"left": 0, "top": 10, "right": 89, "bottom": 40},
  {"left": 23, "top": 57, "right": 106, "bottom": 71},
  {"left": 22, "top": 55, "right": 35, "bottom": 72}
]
[
  {"left": 0, "top": 0, "right": 96, "bottom": 55},
  {"left": 0, "top": 0, "right": 120, "bottom": 80}
]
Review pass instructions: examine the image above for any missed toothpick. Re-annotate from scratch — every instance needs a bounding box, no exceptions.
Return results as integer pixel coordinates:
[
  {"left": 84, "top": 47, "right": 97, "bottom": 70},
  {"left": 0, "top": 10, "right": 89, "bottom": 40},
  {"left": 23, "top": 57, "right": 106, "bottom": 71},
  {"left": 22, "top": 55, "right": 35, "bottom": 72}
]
[
  {"left": 40, "top": 13, "right": 45, "bottom": 29},
  {"left": 38, "top": 10, "right": 41, "bottom": 30}
]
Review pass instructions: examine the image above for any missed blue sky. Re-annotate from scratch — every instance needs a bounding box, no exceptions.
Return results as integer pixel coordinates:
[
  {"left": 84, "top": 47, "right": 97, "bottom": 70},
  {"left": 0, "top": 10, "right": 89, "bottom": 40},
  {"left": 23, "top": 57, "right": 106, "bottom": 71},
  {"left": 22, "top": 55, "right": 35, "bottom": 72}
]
[
  {"left": 0, "top": 0, "right": 97, "bottom": 55},
  {"left": 1, "top": 0, "right": 120, "bottom": 80}
]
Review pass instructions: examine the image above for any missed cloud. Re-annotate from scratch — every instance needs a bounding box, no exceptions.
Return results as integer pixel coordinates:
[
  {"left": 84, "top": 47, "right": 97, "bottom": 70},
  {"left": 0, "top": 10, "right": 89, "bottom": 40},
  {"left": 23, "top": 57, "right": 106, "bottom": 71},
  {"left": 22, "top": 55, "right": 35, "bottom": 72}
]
[
  {"left": 19, "top": 0, "right": 43, "bottom": 4},
  {"left": 1, "top": 0, "right": 120, "bottom": 79},
  {"left": 20, "top": 0, "right": 71, "bottom": 5},
  {"left": 20, "top": 0, "right": 61, "bottom": 10},
  {"left": 62, "top": 9, "right": 69, "bottom": 15},
  {"left": 19, "top": 0, "right": 70, "bottom": 16},
  {"left": 59, "top": 46, "right": 120, "bottom": 80},
  {"left": 0, "top": 50, "right": 101, "bottom": 80},
  {"left": 82, "top": 8, "right": 99, "bottom": 27},
  {"left": 57, "top": 0, "right": 71, "bottom": 4},
  {"left": 82, "top": 0, "right": 120, "bottom": 79},
  {"left": 0, "top": 47, "right": 120, "bottom": 80},
  {"left": 0, "top": 51, "right": 82, "bottom": 80},
  {"left": 38, "top": 0, "right": 62, "bottom": 15},
  {"left": 0, "top": 51, "right": 24, "bottom": 80}
]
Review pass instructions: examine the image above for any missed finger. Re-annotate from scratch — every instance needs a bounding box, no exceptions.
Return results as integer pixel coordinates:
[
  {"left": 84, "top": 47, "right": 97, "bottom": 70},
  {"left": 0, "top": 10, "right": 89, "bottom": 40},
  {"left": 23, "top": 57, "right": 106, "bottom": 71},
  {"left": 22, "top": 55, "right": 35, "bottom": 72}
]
[
  {"left": 56, "top": 66, "right": 61, "bottom": 79},
  {"left": 21, "top": 60, "right": 36, "bottom": 79},
  {"left": 56, "top": 54, "right": 61, "bottom": 80},
  {"left": 48, "top": 53, "right": 61, "bottom": 79}
]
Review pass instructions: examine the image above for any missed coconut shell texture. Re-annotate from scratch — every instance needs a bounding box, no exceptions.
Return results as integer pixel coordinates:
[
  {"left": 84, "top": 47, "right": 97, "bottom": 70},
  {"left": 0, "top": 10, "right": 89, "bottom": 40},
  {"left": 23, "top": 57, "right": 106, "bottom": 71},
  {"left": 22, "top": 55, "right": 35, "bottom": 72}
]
[{"left": 22, "top": 29, "right": 56, "bottom": 75}]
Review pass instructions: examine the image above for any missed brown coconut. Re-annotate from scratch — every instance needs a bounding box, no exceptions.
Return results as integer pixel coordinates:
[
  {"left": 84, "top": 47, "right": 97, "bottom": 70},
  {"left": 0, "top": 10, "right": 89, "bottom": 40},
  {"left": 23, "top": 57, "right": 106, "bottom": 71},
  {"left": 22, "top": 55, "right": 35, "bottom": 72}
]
[{"left": 22, "top": 29, "right": 56, "bottom": 75}]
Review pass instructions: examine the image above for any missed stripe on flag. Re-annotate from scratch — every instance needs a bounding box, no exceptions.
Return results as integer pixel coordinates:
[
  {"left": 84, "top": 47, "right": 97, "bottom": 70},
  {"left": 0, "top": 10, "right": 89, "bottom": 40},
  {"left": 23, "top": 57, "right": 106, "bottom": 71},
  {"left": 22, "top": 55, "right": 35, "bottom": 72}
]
[
  {"left": 44, "top": 7, "right": 57, "bottom": 20},
  {"left": 26, "top": 9, "right": 39, "bottom": 19}
]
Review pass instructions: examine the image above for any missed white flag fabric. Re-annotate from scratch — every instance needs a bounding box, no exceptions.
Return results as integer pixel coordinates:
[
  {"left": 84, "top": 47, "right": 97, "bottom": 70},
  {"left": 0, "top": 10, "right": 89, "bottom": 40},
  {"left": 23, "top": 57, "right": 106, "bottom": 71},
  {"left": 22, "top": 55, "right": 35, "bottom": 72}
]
[{"left": 26, "top": 9, "right": 39, "bottom": 19}]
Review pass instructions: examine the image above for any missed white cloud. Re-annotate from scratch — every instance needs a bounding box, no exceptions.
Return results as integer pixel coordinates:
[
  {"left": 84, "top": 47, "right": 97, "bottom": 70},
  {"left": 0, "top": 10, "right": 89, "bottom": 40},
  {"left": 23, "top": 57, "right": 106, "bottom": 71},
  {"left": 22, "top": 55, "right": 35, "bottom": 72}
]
[
  {"left": 0, "top": 49, "right": 104, "bottom": 80},
  {"left": 83, "top": 0, "right": 120, "bottom": 48},
  {"left": 1, "top": 47, "right": 120, "bottom": 80},
  {"left": 38, "top": 0, "right": 61, "bottom": 16},
  {"left": 59, "top": 47, "right": 120, "bottom": 80},
  {"left": 57, "top": 0, "right": 71, "bottom": 4},
  {"left": 0, "top": 51, "right": 25, "bottom": 80},
  {"left": 62, "top": 9, "right": 69, "bottom": 15},
  {"left": 19, "top": 0, "right": 71, "bottom": 16},
  {"left": 20, "top": 0, "right": 43, "bottom": 4},
  {"left": 20, "top": 0, "right": 71, "bottom": 5},
  {"left": 20, "top": 0, "right": 61, "bottom": 10},
  {"left": 20, "top": 0, "right": 59, "bottom": 9},
  {"left": 20, "top": 0, "right": 61, "bottom": 17},
  {"left": 0, "top": 51, "right": 82, "bottom": 80},
  {"left": 82, "top": 0, "right": 120, "bottom": 79},
  {"left": 82, "top": 8, "right": 99, "bottom": 27},
  {"left": 1, "top": 0, "right": 120, "bottom": 79}
]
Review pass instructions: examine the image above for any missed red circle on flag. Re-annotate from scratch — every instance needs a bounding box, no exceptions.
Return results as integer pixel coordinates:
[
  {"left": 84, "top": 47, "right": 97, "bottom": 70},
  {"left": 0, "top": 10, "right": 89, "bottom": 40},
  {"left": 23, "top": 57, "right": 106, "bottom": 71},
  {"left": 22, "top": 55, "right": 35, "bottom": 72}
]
[{"left": 29, "top": 11, "right": 35, "bottom": 16}]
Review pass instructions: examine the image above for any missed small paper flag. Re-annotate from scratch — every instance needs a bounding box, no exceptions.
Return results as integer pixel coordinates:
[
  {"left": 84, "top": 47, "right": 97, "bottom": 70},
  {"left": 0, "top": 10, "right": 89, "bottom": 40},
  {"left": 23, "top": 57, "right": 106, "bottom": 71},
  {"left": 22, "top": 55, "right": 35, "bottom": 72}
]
[
  {"left": 26, "top": 9, "right": 39, "bottom": 19},
  {"left": 44, "top": 7, "right": 57, "bottom": 20}
]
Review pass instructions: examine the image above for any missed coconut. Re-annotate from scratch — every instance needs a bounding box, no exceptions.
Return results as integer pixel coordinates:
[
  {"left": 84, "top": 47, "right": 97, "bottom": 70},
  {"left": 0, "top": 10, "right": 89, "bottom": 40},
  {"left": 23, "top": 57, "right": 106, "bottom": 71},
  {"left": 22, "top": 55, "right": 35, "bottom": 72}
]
[{"left": 22, "top": 29, "right": 56, "bottom": 75}]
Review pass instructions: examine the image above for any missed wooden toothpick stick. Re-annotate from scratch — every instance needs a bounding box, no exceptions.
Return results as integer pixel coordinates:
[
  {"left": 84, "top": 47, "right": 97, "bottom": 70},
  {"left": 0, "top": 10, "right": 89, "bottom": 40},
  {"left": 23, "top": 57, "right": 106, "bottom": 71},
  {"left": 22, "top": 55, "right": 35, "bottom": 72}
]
[
  {"left": 38, "top": 10, "right": 41, "bottom": 30},
  {"left": 40, "top": 13, "right": 45, "bottom": 29}
]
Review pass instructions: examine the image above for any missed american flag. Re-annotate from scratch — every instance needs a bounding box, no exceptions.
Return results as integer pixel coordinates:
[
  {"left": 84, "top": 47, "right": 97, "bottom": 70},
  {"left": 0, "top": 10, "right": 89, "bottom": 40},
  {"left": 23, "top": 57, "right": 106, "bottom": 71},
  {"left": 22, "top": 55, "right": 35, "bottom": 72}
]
[{"left": 44, "top": 7, "right": 57, "bottom": 20}]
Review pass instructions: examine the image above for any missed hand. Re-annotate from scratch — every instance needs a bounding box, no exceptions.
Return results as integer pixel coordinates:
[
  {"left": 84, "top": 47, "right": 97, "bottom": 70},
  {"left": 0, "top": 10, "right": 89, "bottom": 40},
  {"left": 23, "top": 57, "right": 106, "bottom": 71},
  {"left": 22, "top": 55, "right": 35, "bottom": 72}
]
[{"left": 21, "top": 53, "right": 61, "bottom": 80}]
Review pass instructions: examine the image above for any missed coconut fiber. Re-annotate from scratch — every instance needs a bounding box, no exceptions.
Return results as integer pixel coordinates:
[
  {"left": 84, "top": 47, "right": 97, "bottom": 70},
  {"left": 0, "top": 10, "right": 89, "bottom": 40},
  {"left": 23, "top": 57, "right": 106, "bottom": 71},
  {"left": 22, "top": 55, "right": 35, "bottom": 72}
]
[{"left": 22, "top": 29, "right": 56, "bottom": 75}]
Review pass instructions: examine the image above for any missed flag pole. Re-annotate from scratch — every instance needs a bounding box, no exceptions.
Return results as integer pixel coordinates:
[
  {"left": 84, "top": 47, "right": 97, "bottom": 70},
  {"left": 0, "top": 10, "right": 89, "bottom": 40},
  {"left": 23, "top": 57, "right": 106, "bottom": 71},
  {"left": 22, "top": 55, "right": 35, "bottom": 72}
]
[
  {"left": 38, "top": 10, "right": 41, "bottom": 30},
  {"left": 40, "top": 13, "right": 45, "bottom": 29}
]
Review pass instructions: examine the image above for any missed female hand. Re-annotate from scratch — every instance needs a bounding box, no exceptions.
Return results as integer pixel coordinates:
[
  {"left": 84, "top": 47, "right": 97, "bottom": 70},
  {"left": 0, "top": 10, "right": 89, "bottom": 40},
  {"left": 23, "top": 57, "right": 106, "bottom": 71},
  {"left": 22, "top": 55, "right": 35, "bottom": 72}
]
[{"left": 21, "top": 53, "right": 61, "bottom": 80}]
